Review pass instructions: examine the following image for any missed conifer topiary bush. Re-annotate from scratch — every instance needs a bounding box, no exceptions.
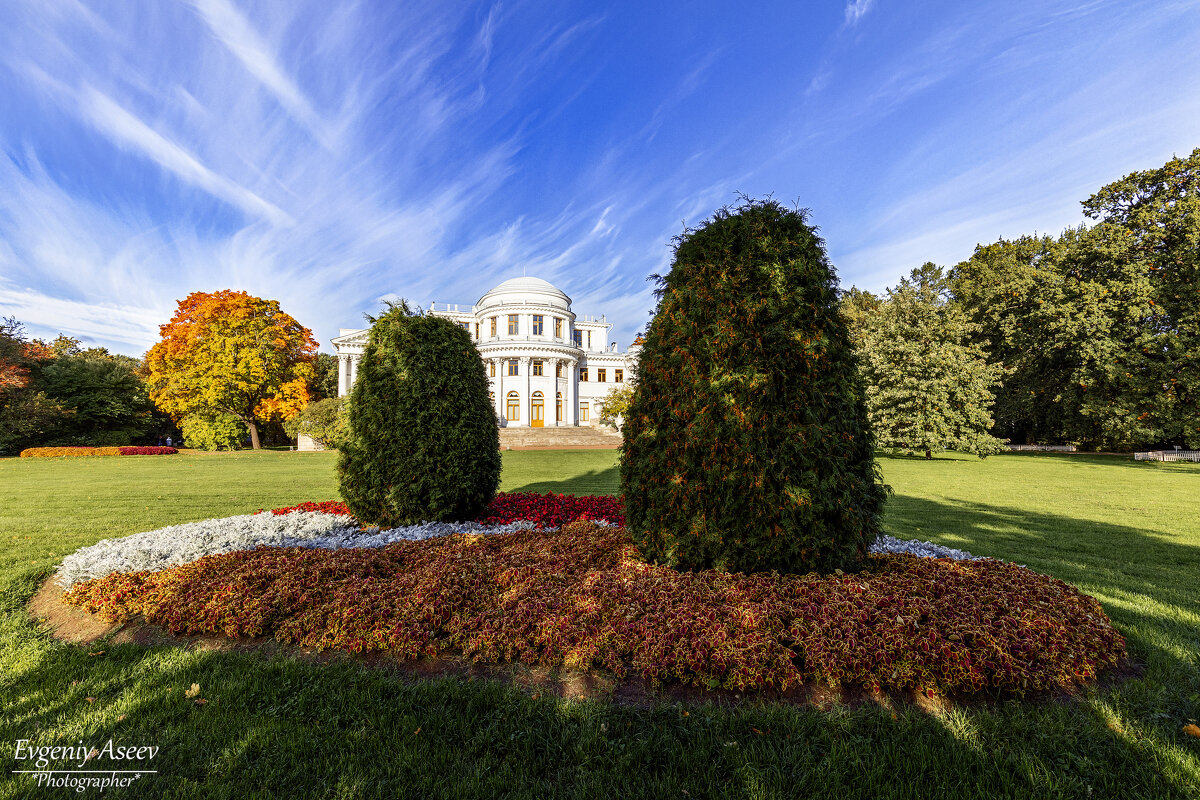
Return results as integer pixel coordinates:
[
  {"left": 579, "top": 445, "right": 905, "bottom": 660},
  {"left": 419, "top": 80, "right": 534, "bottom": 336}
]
[
  {"left": 621, "top": 198, "right": 888, "bottom": 576},
  {"left": 337, "top": 302, "right": 501, "bottom": 527}
]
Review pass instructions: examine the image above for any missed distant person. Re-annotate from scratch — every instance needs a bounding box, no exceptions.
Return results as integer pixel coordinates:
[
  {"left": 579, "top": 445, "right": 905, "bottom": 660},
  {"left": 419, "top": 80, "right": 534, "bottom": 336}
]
[{"left": 166, "top": 436, "right": 173, "bottom": 447}]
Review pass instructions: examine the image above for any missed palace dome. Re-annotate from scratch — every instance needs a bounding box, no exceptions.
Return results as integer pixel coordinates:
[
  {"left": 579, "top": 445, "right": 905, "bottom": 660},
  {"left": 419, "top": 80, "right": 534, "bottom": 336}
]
[{"left": 477, "top": 276, "right": 572, "bottom": 311}]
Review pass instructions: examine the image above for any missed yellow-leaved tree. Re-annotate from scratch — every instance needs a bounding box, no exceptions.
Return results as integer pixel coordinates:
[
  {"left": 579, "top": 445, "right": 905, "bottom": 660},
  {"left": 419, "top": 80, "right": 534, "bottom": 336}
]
[{"left": 145, "top": 290, "right": 316, "bottom": 449}]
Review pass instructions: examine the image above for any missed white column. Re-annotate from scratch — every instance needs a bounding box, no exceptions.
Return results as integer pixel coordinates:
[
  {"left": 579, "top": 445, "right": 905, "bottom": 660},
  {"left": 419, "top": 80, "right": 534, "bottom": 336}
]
[
  {"left": 554, "top": 359, "right": 563, "bottom": 426},
  {"left": 337, "top": 354, "right": 348, "bottom": 397},
  {"left": 566, "top": 359, "right": 576, "bottom": 425},
  {"left": 519, "top": 356, "right": 531, "bottom": 427},
  {"left": 495, "top": 360, "right": 505, "bottom": 423},
  {"left": 350, "top": 356, "right": 359, "bottom": 390}
]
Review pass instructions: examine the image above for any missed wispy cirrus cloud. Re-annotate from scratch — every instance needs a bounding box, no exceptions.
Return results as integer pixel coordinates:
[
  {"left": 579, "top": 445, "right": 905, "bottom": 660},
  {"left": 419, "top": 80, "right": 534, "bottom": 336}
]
[
  {"left": 0, "top": 0, "right": 1196, "bottom": 359},
  {"left": 186, "top": 0, "right": 329, "bottom": 144},
  {"left": 81, "top": 87, "right": 294, "bottom": 226},
  {"left": 843, "top": 0, "right": 875, "bottom": 27}
]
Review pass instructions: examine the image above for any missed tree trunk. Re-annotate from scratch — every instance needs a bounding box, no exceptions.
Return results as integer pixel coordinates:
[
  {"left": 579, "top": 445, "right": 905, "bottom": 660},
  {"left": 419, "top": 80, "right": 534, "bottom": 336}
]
[
  {"left": 925, "top": 449, "right": 932, "bottom": 460},
  {"left": 247, "top": 420, "right": 261, "bottom": 449}
]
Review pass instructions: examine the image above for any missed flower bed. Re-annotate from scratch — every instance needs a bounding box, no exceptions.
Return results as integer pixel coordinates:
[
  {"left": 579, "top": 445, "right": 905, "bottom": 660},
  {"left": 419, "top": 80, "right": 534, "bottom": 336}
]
[
  {"left": 476, "top": 492, "right": 626, "bottom": 528},
  {"left": 62, "top": 521, "right": 1126, "bottom": 696},
  {"left": 20, "top": 446, "right": 177, "bottom": 458},
  {"left": 261, "top": 496, "right": 982, "bottom": 561},
  {"left": 263, "top": 493, "right": 626, "bottom": 528},
  {"left": 118, "top": 446, "right": 178, "bottom": 456}
]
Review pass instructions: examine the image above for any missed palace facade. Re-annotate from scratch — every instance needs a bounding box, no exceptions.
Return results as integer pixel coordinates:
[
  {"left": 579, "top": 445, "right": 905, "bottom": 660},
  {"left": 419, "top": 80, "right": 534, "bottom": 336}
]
[{"left": 331, "top": 277, "right": 641, "bottom": 426}]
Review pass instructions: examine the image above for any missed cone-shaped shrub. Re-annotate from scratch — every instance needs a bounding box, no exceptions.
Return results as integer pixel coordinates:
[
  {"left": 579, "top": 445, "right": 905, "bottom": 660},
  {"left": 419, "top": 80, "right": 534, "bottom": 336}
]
[
  {"left": 621, "top": 198, "right": 888, "bottom": 575},
  {"left": 337, "top": 302, "right": 501, "bottom": 527}
]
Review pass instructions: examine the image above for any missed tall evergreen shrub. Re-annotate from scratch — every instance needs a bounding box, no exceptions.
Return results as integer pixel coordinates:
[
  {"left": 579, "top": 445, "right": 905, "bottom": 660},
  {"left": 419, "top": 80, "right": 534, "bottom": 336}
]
[
  {"left": 337, "top": 302, "right": 501, "bottom": 526},
  {"left": 621, "top": 199, "right": 888, "bottom": 575}
]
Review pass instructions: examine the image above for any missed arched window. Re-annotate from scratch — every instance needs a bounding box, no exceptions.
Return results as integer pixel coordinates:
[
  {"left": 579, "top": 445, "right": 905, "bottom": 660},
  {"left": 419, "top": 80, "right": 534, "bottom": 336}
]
[
  {"left": 506, "top": 391, "right": 520, "bottom": 421},
  {"left": 556, "top": 391, "right": 562, "bottom": 422}
]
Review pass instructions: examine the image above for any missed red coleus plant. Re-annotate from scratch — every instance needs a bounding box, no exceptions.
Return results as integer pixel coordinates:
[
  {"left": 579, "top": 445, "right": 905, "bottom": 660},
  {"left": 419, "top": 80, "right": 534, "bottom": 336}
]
[{"left": 63, "top": 522, "right": 1125, "bottom": 696}]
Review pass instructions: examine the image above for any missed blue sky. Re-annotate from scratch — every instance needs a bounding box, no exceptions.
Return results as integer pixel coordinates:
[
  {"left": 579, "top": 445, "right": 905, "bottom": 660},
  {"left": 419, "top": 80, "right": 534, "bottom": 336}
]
[{"left": 0, "top": 0, "right": 1197, "bottom": 357}]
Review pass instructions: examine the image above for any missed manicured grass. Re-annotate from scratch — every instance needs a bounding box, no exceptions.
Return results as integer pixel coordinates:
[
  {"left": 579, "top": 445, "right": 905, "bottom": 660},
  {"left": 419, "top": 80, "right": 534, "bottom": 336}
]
[{"left": 1, "top": 449, "right": 1198, "bottom": 798}]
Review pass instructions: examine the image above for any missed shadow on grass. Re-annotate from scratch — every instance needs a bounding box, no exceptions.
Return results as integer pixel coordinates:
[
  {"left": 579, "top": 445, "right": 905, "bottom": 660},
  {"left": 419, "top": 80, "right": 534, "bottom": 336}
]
[
  {"left": 3, "top": 588, "right": 1197, "bottom": 799},
  {"left": 885, "top": 494, "right": 1200, "bottom": 763},
  {"left": 508, "top": 466, "right": 621, "bottom": 497}
]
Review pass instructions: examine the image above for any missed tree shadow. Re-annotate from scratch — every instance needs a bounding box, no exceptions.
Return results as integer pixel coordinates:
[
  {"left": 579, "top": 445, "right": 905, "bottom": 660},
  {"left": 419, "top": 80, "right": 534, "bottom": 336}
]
[
  {"left": 5, "top": 580, "right": 1198, "bottom": 798},
  {"left": 507, "top": 466, "right": 622, "bottom": 497}
]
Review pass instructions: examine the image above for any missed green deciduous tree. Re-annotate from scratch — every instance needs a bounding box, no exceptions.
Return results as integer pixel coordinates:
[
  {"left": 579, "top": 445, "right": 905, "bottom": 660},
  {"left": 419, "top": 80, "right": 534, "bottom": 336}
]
[
  {"left": 950, "top": 148, "right": 1200, "bottom": 449},
  {"left": 0, "top": 318, "right": 68, "bottom": 454},
  {"left": 40, "top": 348, "right": 161, "bottom": 446},
  {"left": 337, "top": 302, "right": 500, "bottom": 527},
  {"left": 847, "top": 264, "right": 1004, "bottom": 459},
  {"left": 621, "top": 198, "right": 888, "bottom": 576},
  {"left": 180, "top": 410, "right": 247, "bottom": 451},
  {"left": 308, "top": 352, "right": 340, "bottom": 401},
  {"left": 284, "top": 397, "right": 347, "bottom": 449},
  {"left": 598, "top": 383, "right": 634, "bottom": 427}
]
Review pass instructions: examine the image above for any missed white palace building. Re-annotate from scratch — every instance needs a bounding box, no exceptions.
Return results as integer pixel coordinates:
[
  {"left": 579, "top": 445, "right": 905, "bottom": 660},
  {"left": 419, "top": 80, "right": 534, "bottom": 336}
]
[{"left": 331, "top": 277, "right": 641, "bottom": 427}]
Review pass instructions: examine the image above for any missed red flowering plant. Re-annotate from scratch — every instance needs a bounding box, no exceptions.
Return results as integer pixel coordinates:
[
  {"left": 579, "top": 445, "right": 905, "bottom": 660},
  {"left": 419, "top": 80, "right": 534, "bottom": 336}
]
[
  {"left": 63, "top": 522, "right": 1125, "bottom": 696},
  {"left": 260, "top": 492, "right": 624, "bottom": 527}
]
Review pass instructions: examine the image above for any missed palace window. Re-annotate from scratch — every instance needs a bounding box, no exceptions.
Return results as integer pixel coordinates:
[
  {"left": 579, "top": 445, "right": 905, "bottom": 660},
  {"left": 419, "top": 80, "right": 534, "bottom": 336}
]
[
  {"left": 508, "top": 315, "right": 519, "bottom": 335},
  {"left": 475, "top": 322, "right": 479, "bottom": 339},
  {"left": 508, "top": 359, "right": 518, "bottom": 376},
  {"left": 532, "top": 360, "right": 543, "bottom": 376},
  {"left": 460, "top": 322, "right": 470, "bottom": 332},
  {"left": 615, "top": 369, "right": 623, "bottom": 383},
  {"left": 580, "top": 402, "right": 589, "bottom": 422},
  {"left": 579, "top": 368, "right": 588, "bottom": 381},
  {"left": 555, "top": 362, "right": 563, "bottom": 378},
  {"left": 506, "top": 391, "right": 520, "bottom": 421},
  {"left": 490, "top": 317, "right": 497, "bottom": 337},
  {"left": 489, "top": 361, "right": 495, "bottom": 377},
  {"left": 597, "top": 368, "right": 606, "bottom": 382},
  {"left": 556, "top": 392, "right": 562, "bottom": 421},
  {"left": 555, "top": 318, "right": 563, "bottom": 337},
  {"left": 573, "top": 330, "right": 583, "bottom": 347},
  {"left": 532, "top": 315, "right": 543, "bottom": 335}
]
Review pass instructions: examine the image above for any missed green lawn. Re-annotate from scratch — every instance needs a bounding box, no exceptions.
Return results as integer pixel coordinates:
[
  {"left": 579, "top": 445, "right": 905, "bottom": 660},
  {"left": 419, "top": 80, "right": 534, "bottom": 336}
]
[{"left": 1, "top": 450, "right": 1197, "bottom": 799}]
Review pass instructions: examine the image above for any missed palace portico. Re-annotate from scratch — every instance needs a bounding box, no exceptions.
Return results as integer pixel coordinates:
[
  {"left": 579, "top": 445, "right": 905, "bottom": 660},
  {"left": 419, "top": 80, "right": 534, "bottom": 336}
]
[{"left": 331, "top": 277, "right": 640, "bottom": 427}]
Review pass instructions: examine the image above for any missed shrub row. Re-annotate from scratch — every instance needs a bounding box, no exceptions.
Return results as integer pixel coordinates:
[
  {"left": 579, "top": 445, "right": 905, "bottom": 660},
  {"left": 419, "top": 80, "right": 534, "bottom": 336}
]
[
  {"left": 19, "top": 446, "right": 177, "bottom": 458},
  {"left": 261, "top": 493, "right": 626, "bottom": 527},
  {"left": 63, "top": 522, "right": 1125, "bottom": 696}
]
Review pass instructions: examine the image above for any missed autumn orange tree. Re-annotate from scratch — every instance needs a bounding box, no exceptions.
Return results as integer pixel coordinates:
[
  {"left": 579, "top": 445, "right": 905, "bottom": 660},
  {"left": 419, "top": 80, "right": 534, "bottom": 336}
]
[{"left": 145, "top": 291, "right": 316, "bottom": 449}]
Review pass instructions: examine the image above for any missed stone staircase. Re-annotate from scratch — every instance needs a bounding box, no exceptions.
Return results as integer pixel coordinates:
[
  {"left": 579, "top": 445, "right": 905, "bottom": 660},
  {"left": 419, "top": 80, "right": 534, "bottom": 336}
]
[{"left": 498, "top": 425, "right": 623, "bottom": 449}]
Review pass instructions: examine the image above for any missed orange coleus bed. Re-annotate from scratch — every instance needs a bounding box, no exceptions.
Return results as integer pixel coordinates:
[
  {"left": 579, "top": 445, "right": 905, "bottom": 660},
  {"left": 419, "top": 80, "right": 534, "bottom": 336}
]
[
  {"left": 62, "top": 522, "right": 1125, "bottom": 695},
  {"left": 21, "top": 446, "right": 122, "bottom": 457}
]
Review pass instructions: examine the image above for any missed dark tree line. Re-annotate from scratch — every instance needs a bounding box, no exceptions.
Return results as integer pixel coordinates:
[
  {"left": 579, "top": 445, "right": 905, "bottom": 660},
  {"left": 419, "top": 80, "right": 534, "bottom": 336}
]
[
  {"left": 0, "top": 321, "right": 171, "bottom": 454},
  {"left": 846, "top": 147, "right": 1200, "bottom": 452}
]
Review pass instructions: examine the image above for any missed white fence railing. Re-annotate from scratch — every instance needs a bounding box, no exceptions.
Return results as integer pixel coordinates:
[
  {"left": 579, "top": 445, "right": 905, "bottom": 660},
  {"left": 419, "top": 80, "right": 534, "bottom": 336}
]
[
  {"left": 1006, "top": 444, "right": 1077, "bottom": 452},
  {"left": 1134, "top": 450, "right": 1200, "bottom": 462}
]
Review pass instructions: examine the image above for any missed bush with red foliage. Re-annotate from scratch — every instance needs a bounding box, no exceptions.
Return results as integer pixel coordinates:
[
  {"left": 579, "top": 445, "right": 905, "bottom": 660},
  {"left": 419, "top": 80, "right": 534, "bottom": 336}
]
[
  {"left": 118, "top": 446, "right": 178, "bottom": 456},
  {"left": 63, "top": 522, "right": 1125, "bottom": 696}
]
